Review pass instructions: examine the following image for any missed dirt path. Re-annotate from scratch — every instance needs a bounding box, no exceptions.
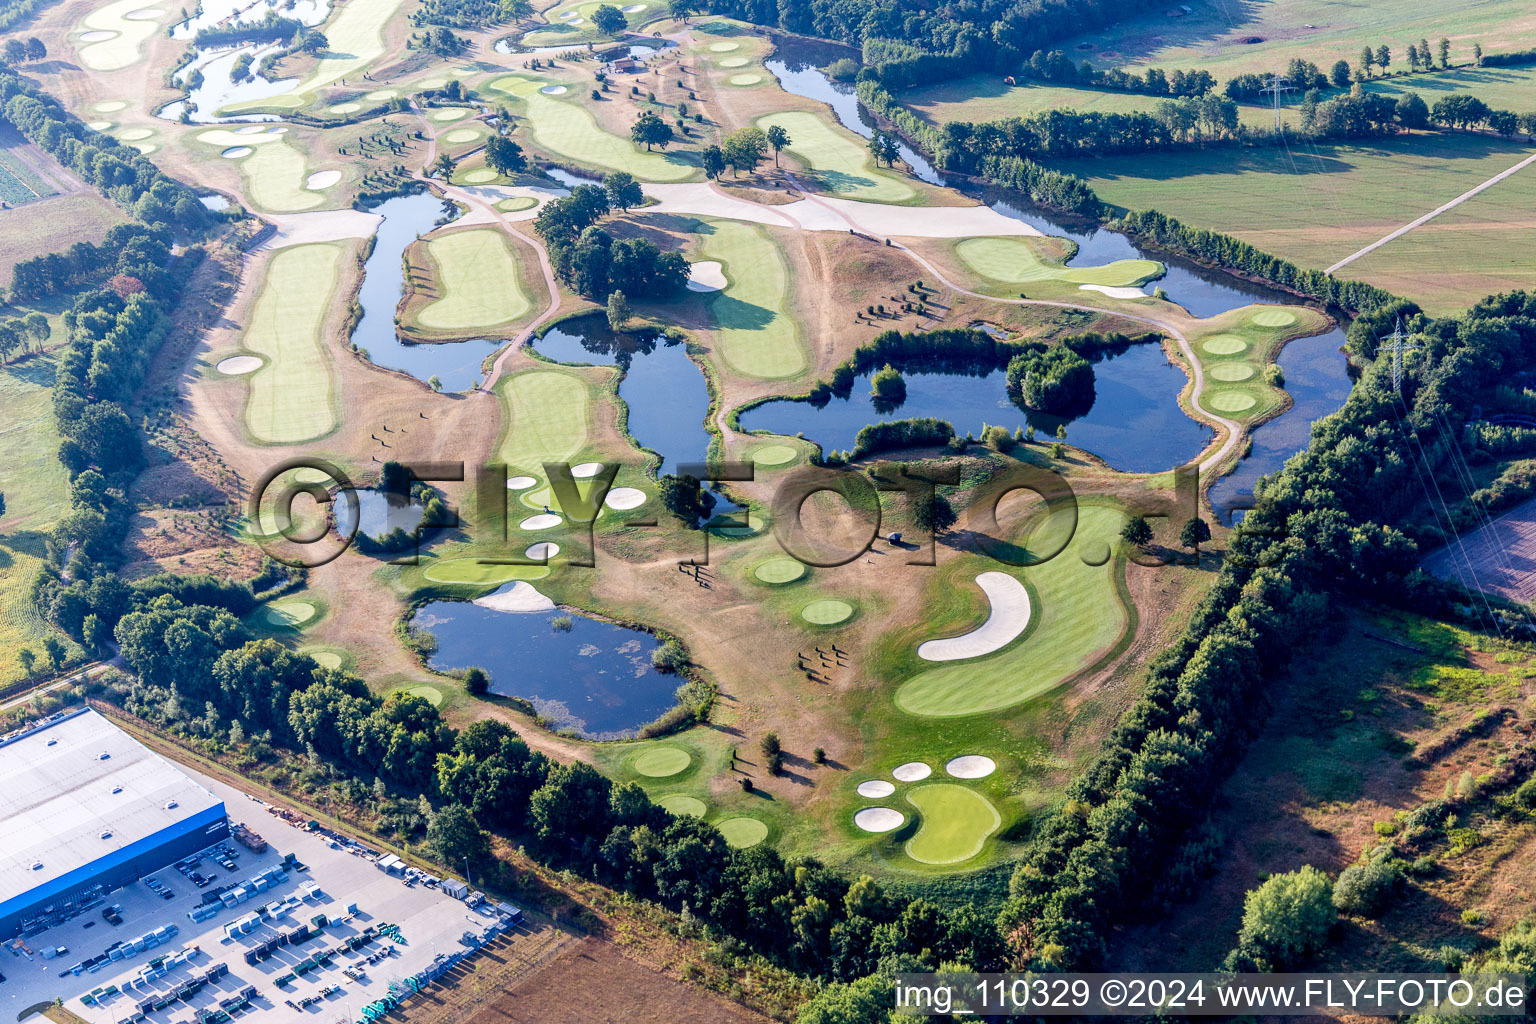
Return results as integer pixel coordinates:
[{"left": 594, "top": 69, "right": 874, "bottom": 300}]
[{"left": 1326, "top": 148, "right": 1536, "bottom": 274}]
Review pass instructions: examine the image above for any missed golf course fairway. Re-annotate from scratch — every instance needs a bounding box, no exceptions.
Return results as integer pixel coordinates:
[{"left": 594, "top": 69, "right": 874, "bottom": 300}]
[
  {"left": 197, "top": 129, "right": 321, "bottom": 212},
  {"left": 894, "top": 505, "right": 1129, "bottom": 717},
  {"left": 422, "top": 559, "right": 551, "bottom": 585},
  {"left": 696, "top": 220, "right": 805, "bottom": 378},
  {"left": 757, "top": 110, "right": 915, "bottom": 204},
  {"left": 496, "top": 370, "right": 591, "bottom": 479},
  {"left": 488, "top": 76, "right": 698, "bottom": 181},
  {"left": 242, "top": 244, "right": 342, "bottom": 444},
  {"left": 76, "top": 0, "right": 162, "bottom": 71},
  {"left": 956, "top": 237, "right": 1162, "bottom": 288},
  {"left": 296, "top": 0, "right": 406, "bottom": 94},
  {"left": 904, "top": 783, "right": 1001, "bottom": 865},
  {"left": 417, "top": 229, "right": 531, "bottom": 332}
]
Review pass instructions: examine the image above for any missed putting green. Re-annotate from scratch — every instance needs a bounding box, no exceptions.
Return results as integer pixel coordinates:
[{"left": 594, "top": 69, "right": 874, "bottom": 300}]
[
  {"left": 753, "top": 557, "right": 807, "bottom": 584},
  {"left": 750, "top": 443, "right": 798, "bottom": 466},
  {"left": 1206, "top": 390, "right": 1258, "bottom": 413},
  {"left": 658, "top": 794, "right": 707, "bottom": 818},
  {"left": 716, "top": 816, "right": 768, "bottom": 849},
  {"left": 388, "top": 683, "right": 443, "bottom": 706},
  {"left": 497, "top": 196, "right": 537, "bottom": 212},
  {"left": 417, "top": 229, "right": 531, "bottom": 332},
  {"left": 431, "top": 107, "right": 472, "bottom": 122},
  {"left": 956, "top": 237, "right": 1161, "bottom": 288},
  {"left": 78, "top": 0, "right": 162, "bottom": 70},
  {"left": 895, "top": 505, "right": 1129, "bottom": 717},
  {"left": 802, "top": 599, "right": 854, "bottom": 625},
  {"left": 697, "top": 220, "right": 805, "bottom": 378},
  {"left": 487, "top": 76, "right": 697, "bottom": 181},
  {"left": 116, "top": 127, "right": 153, "bottom": 141},
  {"left": 1201, "top": 335, "right": 1248, "bottom": 355},
  {"left": 259, "top": 598, "right": 318, "bottom": 629},
  {"left": 633, "top": 746, "right": 692, "bottom": 777},
  {"left": 303, "top": 650, "right": 344, "bottom": 669},
  {"left": 1252, "top": 308, "right": 1297, "bottom": 327},
  {"left": 903, "top": 784, "right": 1001, "bottom": 865},
  {"left": 1208, "top": 363, "right": 1256, "bottom": 382},
  {"left": 708, "top": 42, "right": 739, "bottom": 52},
  {"left": 93, "top": 100, "right": 128, "bottom": 113},
  {"left": 497, "top": 370, "right": 590, "bottom": 479},
  {"left": 728, "top": 73, "right": 762, "bottom": 86},
  {"left": 717, "top": 56, "right": 748, "bottom": 68},
  {"left": 705, "top": 511, "right": 765, "bottom": 537},
  {"left": 757, "top": 110, "right": 915, "bottom": 204},
  {"left": 422, "top": 558, "right": 550, "bottom": 584},
  {"left": 330, "top": 102, "right": 361, "bottom": 114},
  {"left": 443, "top": 128, "right": 483, "bottom": 144},
  {"left": 242, "top": 244, "right": 341, "bottom": 444}
]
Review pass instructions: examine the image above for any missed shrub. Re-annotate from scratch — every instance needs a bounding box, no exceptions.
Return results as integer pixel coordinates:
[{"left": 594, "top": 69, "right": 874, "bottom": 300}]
[
  {"left": 651, "top": 639, "right": 686, "bottom": 672},
  {"left": 1332, "top": 849, "right": 1403, "bottom": 918},
  {"left": 463, "top": 666, "right": 489, "bottom": 695},
  {"left": 1222, "top": 866, "right": 1336, "bottom": 971}
]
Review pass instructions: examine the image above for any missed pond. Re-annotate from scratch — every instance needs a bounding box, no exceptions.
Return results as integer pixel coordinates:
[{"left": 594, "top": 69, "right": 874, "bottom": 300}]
[
  {"left": 1208, "top": 328, "right": 1353, "bottom": 523},
  {"left": 416, "top": 600, "right": 681, "bottom": 739},
  {"left": 333, "top": 487, "right": 425, "bottom": 540},
  {"left": 159, "top": 43, "right": 295, "bottom": 123},
  {"left": 740, "top": 341, "right": 1211, "bottom": 474},
  {"left": 350, "top": 193, "right": 503, "bottom": 392},
  {"left": 531, "top": 314, "right": 711, "bottom": 477}
]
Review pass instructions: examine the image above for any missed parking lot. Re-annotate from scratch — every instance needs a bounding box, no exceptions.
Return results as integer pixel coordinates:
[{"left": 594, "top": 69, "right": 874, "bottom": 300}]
[{"left": 1, "top": 766, "right": 539, "bottom": 1024}]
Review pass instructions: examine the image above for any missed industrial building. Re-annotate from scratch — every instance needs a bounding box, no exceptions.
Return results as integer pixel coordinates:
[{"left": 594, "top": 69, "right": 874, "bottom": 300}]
[{"left": 0, "top": 708, "right": 228, "bottom": 940}]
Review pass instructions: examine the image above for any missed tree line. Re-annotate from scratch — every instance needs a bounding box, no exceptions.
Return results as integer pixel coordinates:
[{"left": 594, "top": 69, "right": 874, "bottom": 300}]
[{"left": 1018, "top": 48, "right": 1216, "bottom": 98}]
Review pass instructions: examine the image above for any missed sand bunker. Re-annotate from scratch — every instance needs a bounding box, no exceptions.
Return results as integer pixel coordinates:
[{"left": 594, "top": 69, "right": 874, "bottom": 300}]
[
  {"left": 79, "top": 30, "right": 116, "bottom": 41},
  {"left": 506, "top": 475, "right": 537, "bottom": 489},
  {"left": 519, "top": 513, "right": 562, "bottom": 530},
  {"left": 1079, "top": 284, "right": 1145, "bottom": 299},
  {"left": 473, "top": 580, "right": 556, "bottom": 613},
  {"left": 131, "top": 143, "right": 156, "bottom": 154},
  {"left": 217, "top": 355, "right": 262, "bottom": 375},
  {"left": 571, "top": 462, "right": 603, "bottom": 478},
  {"left": 525, "top": 541, "right": 560, "bottom": 560},
  {"left": 236, "top": 124, "right": 266, "bottom": 134},
  {"left": 854, "top": 808, "right": 904, "bottom": 833},
  {"left": 857, "top": 780, "right": 895, "bottom": 798},
  {"left": 917, "top": 571, "right": 1030, "bottom": 661},
  {"left": 604, "top": 487, "right": 646, "bottom": 510},
  {"left": 686, "top": 260, "right": 726, "bottom": 292},
  {"left": 221, "top": 146, "right": 252, "bottom": 158},
  {"left": 945, "top": 755, "right": 997, "bottom": 779},
  {"left": 540, "top": 85, "right": 568, "bottom": 95},
  {"left": 124, "top": 8, "right": 164, "bottom": 18},
  {"left": 892, "top": 762, "right": 931, "bottom": 782},
  {"left": 621, "top": 2, "right": 646, "bottom": 9},
  {"left": 306, "top": 170, "right": 341, "bottom": 190}
]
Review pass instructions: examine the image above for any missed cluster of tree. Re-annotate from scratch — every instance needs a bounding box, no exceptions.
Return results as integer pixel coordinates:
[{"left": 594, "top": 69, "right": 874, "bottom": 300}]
[
  {"left": 1019, "top": 49, "right": 1215, "bottom": 98},
  {"left": 657, "top": 472, "right": 716, "bottom": 526},
  {"left": 847, "top": 417, "right": 955, "bottom": 460},
  {"left": 483, "top": 132, "right": 527, "bottom": 176},
  {"left": 1224, "top": 58, "right": 1331, "bottom": 101},
  {"left": 1482, "top": 46, "right": 1536, "bottom": 69},
  {"left": 533, "top": 180, "right": 689, "bottom": 300},
  {"left": 1, "top": 35, "right": 43, "bottom": 62},
  {"left": 995, "top": 290, "right": 1536, "bottom": 970},
  {"left": 0, "top": 72, "right": 207, "bottom": 232},
  {"left": 699, "top": 125, "right": 782, "bottom": 178},
  {"left": 412, "top": 25, "right": 464, "bottom": 55},
  {"left": 10, "top": 223, "right": 178, "bottom": 302},
  {"left": 192, "top": 13, "right": 305, "bottom": 48},
  {"left": 411, "top": 0, "right": 529, "bottom": 29},
  {"left": 0, "top": 310, "right": 48, "bottom": 363},
  {"left": 1425, "top": 92, "right": 1534, "bottom": 136},
  {"left": 926, "top": 98, "right": 1245, "bottom": 160},
  {"left": 1005, "top": 345, "right": 1094, "bottom": 413}
]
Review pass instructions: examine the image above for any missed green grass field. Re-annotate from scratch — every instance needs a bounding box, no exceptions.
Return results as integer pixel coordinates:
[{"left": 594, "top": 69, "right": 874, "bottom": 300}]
[
  {"left": 1360, "top": 65, "right": 1536, "bottom": 114},
  {"left": 752, "top": 556, "right": 807, "bottom": 585},
  {"left": 1189, "top": 305, "right": 1330, "bottom": 424},
  {"left": 899, "top": 77, "right": 1278, "bottom": 130},
  {"left": 421, "top": 558, "right": 551, "bottom": 584},
  {"left": 658, "top": 793, "right": 707, "bottom": 817},
  {"left": 955, "top": 236, "right": 1162, "bottom": 288},
  {"left": 0, "top": 358, "right": 81, "bottom": 686},
  {"left": 297, "top": 0, "right": 407, "bottom": 93},
  {"left": 1051, "top": 133, "right": 1536, "bottom": 284},
  {"left": 487, "top": 76, "right": 699, "bottom": 181},
  {"left": 757, "top": 111, "right": 916, "bottom": 204},
  {"left": 903, "top": 783, "right": 1001, "bottom": 865},
  {"left": 802, "top": 598, "right": 854, "bottom": 625},
  {"left": 387, "top": 683, "right": 444, "bottom": 706},
  {"left": 242, "top": 244, "right": 342, "bottom": 444},
  {"left": 715, "top": 816, "right": 768, "bottom": 848},
  {"left": 416, "top": 229, "right": 531, "bottom": 332},
  {"left": 893, "top": 504, "right": 1128, "bottom": 717},
  {"left": 258, "top": 597, "right": 320, "bottom": 629},
  {"left": 495, "top": 369, "right": 592, "bottom": 481},
  {"left": 633, "top": 746, "right": 692, "bottom": 777},
  {"left": 196, "top": 129, "right": 320, "bottom": 213},
  {"left": 695, "top": 220, "right": 805, "bottom": 379}
]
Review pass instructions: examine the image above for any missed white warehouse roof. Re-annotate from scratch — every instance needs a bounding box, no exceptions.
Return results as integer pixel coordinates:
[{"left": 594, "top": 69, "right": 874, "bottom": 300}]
[{"left": 0, "top": 708, "right": 224, "bottom": 907}]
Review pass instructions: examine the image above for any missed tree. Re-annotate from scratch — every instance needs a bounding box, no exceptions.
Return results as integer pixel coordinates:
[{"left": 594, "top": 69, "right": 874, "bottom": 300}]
[
  {"left": 484, "top": 134, "right": 527, "bottom": 176},
  {"left": 867, "top": 129, "right": 898, "bottom": 167},
  {"left": 1418, "top": 38, "right": 1431, "bottom": 70},
  {"left": 1431, "top": 93, "right": 1490, "bottom": 128},
  {"left": 18, "top": 648, "right": 35, "bottom": 677},
  {"left": 426, "top": 804, "right": 492, "bottom": 867},
  {"left": 591, "top": 4, "right": 626, "bottom": 35},
  {"left": 2, "top": 39, "right": 23, "bottom": 64},
  {"left": 601, "top": 170, "right": 642, "bottom": 210},
  {"left": 496, "top": 0, "right": 532, "bottom": 18},
  {"left": 1474, "top": 43, "right": 1483, "bottom": 66},
  {"left": 23, "top": 37, "right": 45, "bottom": 62},
  {"left": 701, "top": 144, "right": 725, "bottom": 179},
  {"left": 1374, "top": 45, "right": 1390, "bottom": 72},
  {"left": 869, "top": 363, "right": 905, "bottom": 409},
  {"left": 667, "top": 0, "right": 697, "bottom": 20},
  {"left": 1359, "top": 47, "right": 1373, "bottom": 77},
  {"left": 657, "top": 473, "right": 715, "bottom": 527},
  {"left": 1121, "top": 515, "right": 1153, "bottom": 549},
  {"left": 911, "top": 492, "right": 956, "bottom": 534},
  {"left": 0, "top": 492, "right": 5, "bottom": 520},
  {"left": 1329, "top": 60, "right": 1350, "bottom": 88},
  {"left": 1438, "top": 37, "right": 1450, "bottom": 68},
  {"left": 432, "top": 152, "right": 454, "bottom": 179},
  {"left": 1404, "top": 43, "right": 1418, "bottom": 71},
  {"left": 630, "top": 110, "right": 673, "bottom": 151},
  {"left": 1489, "top": 109, "right": 1519, "bottom": 136},
  {"left": 428, "top": 374, "right": 442, "bottom": 392},
  {"left": 606, "top": 289, "right": 632, "bottom": 331},
  {"left": 1333, "top": 849, "right": 1402, "bottom": 918},
  {"left": 765, "top": 123, "right": 791, "bottom": 167},
  {"left": 463, "top": 666, "right": 489, "bottom": 695},
  {"left": 297, "top": 28, "right": 327, "bottom": 53},
  {"left": 761, "top": 732, "right": 784, "bottom": 774},
  {"left": 1178, "top": 516, "right": 1211, "bottom": 550},
  {"left": 1395, "top": 91, "right": 1430, "bottom": 129},
  {"left": 0, "top": 321, "right": 18, "bottom": 365},
  {"left": 42, "top": 634, "right": 65, "bottom": 671},
  {"left": 1223, "top": 866, "right": 1336, "bottom": 971},
  {"left": 721, "top": 127, "right": 767, "bottom": 175}
]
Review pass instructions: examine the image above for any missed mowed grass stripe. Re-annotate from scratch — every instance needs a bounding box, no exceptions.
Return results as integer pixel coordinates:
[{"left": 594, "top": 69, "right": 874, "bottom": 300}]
[
  {"left": 697, "top": 220, "right": 805, "bottom": 378},
  {"left": 488, "top": 76, "right": 698, "bottom": 181},
  {"left": 243, "top": 244, "right": 342, "bottom": 444},
  {"left": 956, "top": 236, "right": 1161, "bottom": 287},
  {"left": 894, "top": 505, "right": 1128, "bottom": 717},
  {"left": 757, "top": 111, "right": 915, "bottom": 204},
  {"left": 496, "top": 369, "right": 590, "bottom": 477},
  {"left": 418, "top": 229, "right": 531, "bottom": 331}
]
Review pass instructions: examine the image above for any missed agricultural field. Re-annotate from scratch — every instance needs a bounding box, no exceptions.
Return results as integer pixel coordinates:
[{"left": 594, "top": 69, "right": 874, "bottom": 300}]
[{"left": 899, "top": 77, "right": 1283, "bottom": 130}]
